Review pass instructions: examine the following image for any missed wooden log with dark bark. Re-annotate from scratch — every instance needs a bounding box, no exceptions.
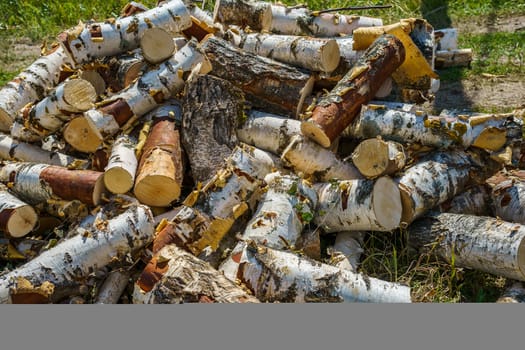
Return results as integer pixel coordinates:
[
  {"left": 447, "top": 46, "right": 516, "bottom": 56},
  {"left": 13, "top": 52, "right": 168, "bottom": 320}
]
[
  {"left": 182, "top": 75, "right": 242, "bottom": 184},
  {"left": 408, "top": 212, "right": 525, "bottom": 281},
  {"left": 0, "top": 183, "right": 38, "bottom": 238},
  {"left": 201, "top": 36, "right": 315, "bottom": 118},
  {"left": 134, "top": 244, "right": 259, "bottom": 303},
  {"left": 0, "top": 204, "right": 154, "bottom": 303},
  {"left": 0, "top": 162, "right": 105, "bottom": 206},
  {"left": 301, "top": 34, "right": 406, "bottom": 148},
  {"left": 236, "top": 242, "right": 411, "bottom": 303}
]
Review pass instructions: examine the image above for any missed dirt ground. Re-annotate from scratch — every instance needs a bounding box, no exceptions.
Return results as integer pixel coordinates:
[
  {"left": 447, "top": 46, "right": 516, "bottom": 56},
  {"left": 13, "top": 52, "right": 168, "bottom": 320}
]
[{"left": 1, "top": 14, "right": 524, "bottom": 115}]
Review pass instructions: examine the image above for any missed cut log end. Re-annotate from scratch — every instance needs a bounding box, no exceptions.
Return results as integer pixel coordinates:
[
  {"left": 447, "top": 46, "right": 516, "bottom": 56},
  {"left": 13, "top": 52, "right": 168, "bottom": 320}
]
[
  {"left": 0, "top": 110, "right": 11, "bottom": 132},
  {"left": 63, "top": 116, "right": 103, "bottom": 153},
  {"left": 4, "top": 206, "right": 38, "bottom": 238},
  {"left": 472, "top": 127, "right": 507, "bottom": 151},
  {"left": 79, "top": 70, "right": 106, "bottom": 96},
  {"left": 104, "top": 168, "right": 135, "bottom": 194},
  {"left": 373, "top": 176, "right": 403, "bottom": 231},
  {"left": 91, "top": 173, "right": 106, "bottom": 206},
  {"left": 398, "top": 183, "right": 415, "bottom": 225},
  {"left": 134, "top": 175, "right": 181, "bottom": 207},
  {"left": 300, "top": 120, "right": 331, "bottom": 148},
  {"left": 352, "top": 138, "right": 405, "bottom": 178},
  {"left": 140, "top": 27, "right": 176, "bottom": 64},
  {"left": 63, "top": 79, "right": 97, "bottom": 111},
  {"left": 320, "top": 39, "right": 341, "bottom": 73}
]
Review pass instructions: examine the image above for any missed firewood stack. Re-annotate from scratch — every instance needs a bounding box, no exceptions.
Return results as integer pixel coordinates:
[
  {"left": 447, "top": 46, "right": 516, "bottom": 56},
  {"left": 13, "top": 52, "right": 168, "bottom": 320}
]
[{"left": 0, "top": 0, "right": 523, "bottom": 303}]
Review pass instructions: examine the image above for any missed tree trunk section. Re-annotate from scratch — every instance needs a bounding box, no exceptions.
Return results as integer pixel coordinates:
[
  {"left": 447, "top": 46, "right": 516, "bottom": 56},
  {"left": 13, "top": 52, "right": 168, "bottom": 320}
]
[
  {"left": 408, "top": 212, "right": 525, "bottom": 281},
  {"left": 351, "top": 138, "right": 406, "bottom": 178},
  {"left": 487, "top": 170, "right": 525, "bottom": 225},
  {"left": 270, "top": 4, "right": 383, "bottom": 37},
  {"left": 0, "top": 162, "right": 105, "bottom": 206},
  {"left": 104, "top": 134, "right": 138, "bottom": 194},
  {"left": 314, "top": 176, "right": 402, "bottom": 233},
  {"left": 237, "top": 242, "right": 411, "bottom": 303},
  {"left": 329, "top": 231, "right": 365, "bottom": 272},
  {"left": 182, "top": 75, "right": 242, "bottom": 184},
  {"left": 134, "top": 117, "right": 184, "bottom": 207},
  {"left": 201, "top": 36, "right": 314, "bottom": 118},
  {"left": 301, "top": 34, "right": 405, "bottom": 148},
  {"left": 134, "top": 244, "right": 259, "bottom": 303},
  {"left": 0, "top": 46, "right": 71, "bottom": 132},
  {"left": 0, "top": 204, "right": 154, "bottom": 303},
  {"left": 58, "top": 0, "right": 191, "bottom": 65},
  {"left": 438, "top": 185, "right": 492, "bottom": 216},
  {"left": 435, "top": 49, "right": 472, "bottom": 68},
  {"left": 213, "top": 0, "right": 272, "bottom": 32},
  {"left": 94, "top": 269, "right": 131, "bottom": 304},
  {"left": 99, "top": 53, "right": 146, "bottom": 92},
  {"left": 0, "top": 183, "right": 38, "bottom": 238}
]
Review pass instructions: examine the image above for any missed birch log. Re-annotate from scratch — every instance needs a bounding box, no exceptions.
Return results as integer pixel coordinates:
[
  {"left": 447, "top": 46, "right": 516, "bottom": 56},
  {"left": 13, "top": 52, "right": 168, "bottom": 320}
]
[
  {"left": 438, "top": 185, "right": 492, "bottom": 216},
  {"left": 0, "top": 183, "right": 38, "bottom": 238},
  {"left": 182, "top": 75, "right": 242, "bottom": 184},
  {"left": 63, "top": 40, "right": 210, "bottom": 153},
  {"left": 270, "top": 4, "right": 383, "bottom": 37},
  {"left": 497, "top": 282, "right": 525, "bottom": 303},
  {"left": 0, "top": 162, "right": 105, "bottom": 206},
  {"left": 17, "top": 78, "right": 97, "bottom": 138},
  {"left": 281, "top": 134, "right": 363, "bottom": 181},
  {"left": 139, "top": 27, "right": 176, "bottom": 64},
  {"left": 487, "top": 171, "right": 525, "bottom": 225},
  {"left": 0, "top": 204, "right": 154, "bottom": 303},
  {"left": 99, "top": 53, "right": 146, "bottom": 92},
  {"left": 345, "top": 105, "right": 523, "bottom": 152},
  {"left": 201, "top": 36, "right": 315, "bottom": 118},
  {"left": 408, "top": 212, "right": 525, "bottom": 281},
  {"left": 134, "top": 244, "right": 259, "bottom": 303},
  {"left": 94, "top": 269, "right": 131, "bottom": 304},
  {"left": 314, "top": 176, "right": 402, "bottom": 233},
  {"left": 0, "top": 46, "right": 71, "bottom": 132},
  {"left": 236, "top": 32, "right": 340, "bottom": 73},
  {"left": 396, "top": 150, "right": 498, "bottom": 225},
  {"left": 435, "top": 49, "right": 472, "bottom": 68},
  {"left": 301, "top": 34, "right": 405, "bottom": 148},
  {"left": 0, "top": 133, "right": 89, "bottom": 169},
  {"left": 237, "top": 242, "right": 411, "bottom": 303},
  {"left": 104, "top": 134, "right": 138, "bottom": 194},
  {"left": 329, "top": 231, "right": 365, "bottom": 272},
  {"left": 219, "top": 172, "right": 318, "bottom": 281},
  {"left": 58, "top": 0, "right": 192, "bottom": 65},
  {"left": 351, "top": 138, "right": 406, "bottom": 178},
  {"left": 134, "top": 115, "right": 184, "bottom": 207},
  {"left": 213, "top": 0, "right": 272, "bottom": 31}
]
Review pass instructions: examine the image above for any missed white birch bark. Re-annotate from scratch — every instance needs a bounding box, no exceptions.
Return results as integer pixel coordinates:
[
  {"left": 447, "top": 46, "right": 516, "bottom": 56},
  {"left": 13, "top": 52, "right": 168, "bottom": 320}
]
[
  {"left": 59, "top": 0, "right": 192, "bottom": 65},
  {"left": 329, "top": 231, "right": 365, "bottom": 272},
  {"left": 133, "top": 244, "right": 260, "bottom": 304},
  {"left": 238, "top": 33, "right": 340, "bottom": 73},
  {"left": 396, "top": 150, "right": 477, "bottom": 225},
  {"left": 439, "top": 185, "right": 491, "bottom": 216},
  {"left": 104, "top": 134, "right": 138, "bottom": 194},
  {"left": 0, "top": 46, "right": 71, "bottom": 132},
  {"left": 346, "top": 104, "right": 522, "bottom": 152},
  {"left": 497, "top": 282, "right": 525, "bottom": 303},
  {"left": 0, "top": 204, "right": 154, "bottom": 304},
  {"left": 237, "top": 242, "right": 411, "bottom": 303},
  {"left": 94, "top": 269, "right": 131, "bottom": 304},
  {"left": 314, "top": 176, "right": 402, "bottom": 233},
  {"left": 408, "top": 212, "right": 525, "bottom": 281},
  {"left": 435, "top": 28, "right": 458, "bottom": 51},
  {"left": 219, "top": 172, "right": 318, "bottom": 281},
  {"left": 21, "top": 78, "right": 97, "bottom": 136},
  {"left": 213, "top": 0, "right": 272, "bottom": 31},
  {"left": 270, "top": 5, "right": 383, "bottom": 37},
  {"left": 0, "top": 183, "right": 38, "bottom": 238},
  {"left": 0, "top": 133, "right": 89, "bottom": 169},
  {"left": 490, "top": 177, "right": 525, "bottom": 225},
  {"left": 281, "top": 134, "right": 363, "bottom": 181}
]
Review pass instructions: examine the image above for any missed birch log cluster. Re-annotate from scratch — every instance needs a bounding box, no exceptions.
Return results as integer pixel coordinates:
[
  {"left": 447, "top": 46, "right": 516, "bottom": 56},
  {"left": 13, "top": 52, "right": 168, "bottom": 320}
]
[{"left": 0, "top": 1, "right": 520, "bottom": 303}]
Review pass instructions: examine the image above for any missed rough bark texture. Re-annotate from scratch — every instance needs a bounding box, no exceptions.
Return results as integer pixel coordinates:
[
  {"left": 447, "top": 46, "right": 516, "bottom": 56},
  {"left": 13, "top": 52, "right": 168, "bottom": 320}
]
[
  {"left": 0, "top": 162, "right": 104, "bottom": 206},
  {"left": 58, "top": 0, "right": 191, "bottom": 65},
  {"left": 0, "top": 204, "right": 154, "bottom": 303},
  {"left": 237, "top": 242, "right": 411, "bottom": 303},
  {"left": 487, "top": 170, "right": 525, "bottom": 225},
  {"left": 270, "top": 4, "right": 383, "bottom": 37},
  {"left": 408, "top": 212, "right": 525, "bottom": 281},
  {"left": 314, "top": 176, "right": 402, "bottom": 233},
  {"left": 301, "top": 34, "right": 406, "bottom": 148},
  {"left": 182, "top": 75, "right": 242, "bottom": 184},
  {"left": 0, "top": 183, "right": 38, "bottom": 238},
  {"left": 0, "top": 46, "right": 71, "bottom": 132},
  {"left": 438, "top": 185, "right": 492, "bottom": 216},
  {"left": 201, "top": 36, "right": 314, "bottom": 118},
  {"left": 213, "top": 0, "right": 272, "bottom": 31},
  {"left": 134, "top": 244, "right": 259, "bottom": 303}
]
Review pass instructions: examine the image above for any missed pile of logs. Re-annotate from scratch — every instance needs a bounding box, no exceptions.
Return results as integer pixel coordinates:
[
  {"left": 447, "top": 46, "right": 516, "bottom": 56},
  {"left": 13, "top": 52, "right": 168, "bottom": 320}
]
[{"left": 0, "top": 0, "right": 522, "bottom": 303}]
